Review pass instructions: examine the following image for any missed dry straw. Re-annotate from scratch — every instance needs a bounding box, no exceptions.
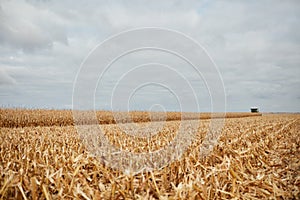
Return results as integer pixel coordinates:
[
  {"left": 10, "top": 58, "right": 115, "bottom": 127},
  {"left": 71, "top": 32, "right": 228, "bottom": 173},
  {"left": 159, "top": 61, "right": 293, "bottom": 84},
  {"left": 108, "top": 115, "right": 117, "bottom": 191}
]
[{"left": 0, "top": 110, "right": 299, "bottom": 199}]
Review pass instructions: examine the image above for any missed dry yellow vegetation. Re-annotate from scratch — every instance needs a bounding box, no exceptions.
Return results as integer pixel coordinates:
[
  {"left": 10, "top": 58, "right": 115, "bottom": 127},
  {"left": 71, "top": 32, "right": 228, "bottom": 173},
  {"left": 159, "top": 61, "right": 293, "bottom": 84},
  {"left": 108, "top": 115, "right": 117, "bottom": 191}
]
[
  {"left": 0, "top": 109, "right": 261, "bottom": 128},
  {"left": 0, "top": 110, "right": 299, "bottom": 199}
]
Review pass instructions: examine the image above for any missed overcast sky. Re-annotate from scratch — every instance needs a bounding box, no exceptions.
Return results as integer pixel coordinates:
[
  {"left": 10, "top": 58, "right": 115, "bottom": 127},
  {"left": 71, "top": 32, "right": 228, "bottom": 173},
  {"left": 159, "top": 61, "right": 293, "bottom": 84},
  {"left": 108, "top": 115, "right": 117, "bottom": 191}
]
[{"left": 0, "top": 0, "right": 299, "bottom": 112}]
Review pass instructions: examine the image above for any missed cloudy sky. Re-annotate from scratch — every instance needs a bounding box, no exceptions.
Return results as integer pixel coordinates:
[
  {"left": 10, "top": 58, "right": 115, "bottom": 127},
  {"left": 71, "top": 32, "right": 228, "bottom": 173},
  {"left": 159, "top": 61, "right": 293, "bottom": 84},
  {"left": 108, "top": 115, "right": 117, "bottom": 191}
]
[{"left": 0, "top": 0, "right": 299, "bottom": 112}]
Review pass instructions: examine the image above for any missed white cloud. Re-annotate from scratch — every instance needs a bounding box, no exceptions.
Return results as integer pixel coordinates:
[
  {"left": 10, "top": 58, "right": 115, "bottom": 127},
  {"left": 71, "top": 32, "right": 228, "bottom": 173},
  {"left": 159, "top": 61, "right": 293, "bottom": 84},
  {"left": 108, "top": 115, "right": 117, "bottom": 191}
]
[
  {"left": 0, "top": 0, "right": 68, "bottom": 51},
  {"left": 0, "top": 68, "right": 16, "bottom": 85}
]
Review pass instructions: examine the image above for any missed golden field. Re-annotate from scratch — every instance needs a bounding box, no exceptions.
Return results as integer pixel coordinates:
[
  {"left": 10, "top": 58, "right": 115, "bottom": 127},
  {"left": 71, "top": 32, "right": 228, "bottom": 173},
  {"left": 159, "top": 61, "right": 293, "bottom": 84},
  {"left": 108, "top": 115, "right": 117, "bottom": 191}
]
[
  {"left": 0, "top": 109, "right": 299, "bottom": 199},
  {"left": 0, "top": 109, "right": 261, "bottom": 128}
]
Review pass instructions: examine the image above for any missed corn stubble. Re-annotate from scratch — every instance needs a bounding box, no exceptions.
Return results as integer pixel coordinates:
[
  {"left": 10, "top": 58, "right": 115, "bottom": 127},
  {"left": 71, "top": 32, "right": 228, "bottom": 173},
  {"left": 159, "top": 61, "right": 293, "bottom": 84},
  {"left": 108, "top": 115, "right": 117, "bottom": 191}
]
[{"left": 0, "top": 111, "right": 299, "bottom": 199}]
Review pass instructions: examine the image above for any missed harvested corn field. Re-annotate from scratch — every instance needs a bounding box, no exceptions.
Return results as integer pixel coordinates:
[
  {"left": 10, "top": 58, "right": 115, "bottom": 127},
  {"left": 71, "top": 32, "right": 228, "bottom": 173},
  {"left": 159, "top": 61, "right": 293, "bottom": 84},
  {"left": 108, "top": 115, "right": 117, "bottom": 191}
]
[{"left": 0, "top": 111, "right": 299, "bottom": 199}]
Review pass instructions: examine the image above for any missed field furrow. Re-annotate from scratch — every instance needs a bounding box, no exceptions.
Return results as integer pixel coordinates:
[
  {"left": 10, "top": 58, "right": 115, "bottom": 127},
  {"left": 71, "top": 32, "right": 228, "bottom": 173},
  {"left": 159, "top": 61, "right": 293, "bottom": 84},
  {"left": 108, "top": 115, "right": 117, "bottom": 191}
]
[{"left": 0, "top": 113, "right": 299, "bottom": 199}]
